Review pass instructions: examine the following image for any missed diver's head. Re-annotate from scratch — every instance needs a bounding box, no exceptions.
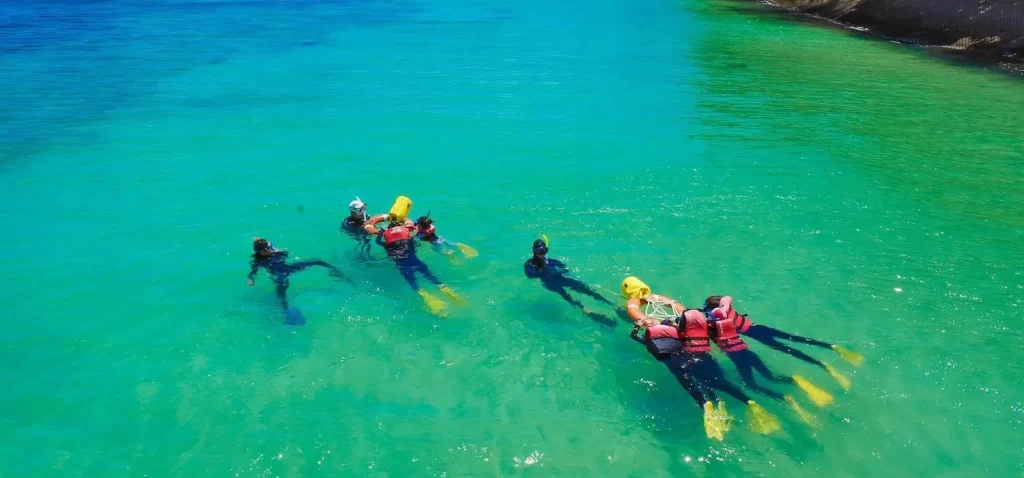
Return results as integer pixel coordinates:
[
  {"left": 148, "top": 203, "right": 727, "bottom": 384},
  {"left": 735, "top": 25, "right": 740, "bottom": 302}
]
[
  {"left": 253, "top": 237, "right": 274, "bottom": 257},
  {"left": 348, "top": 197, "right": 366, "bottom": 218},
  {"left": 703, "top": 296, "right": 723, "bottom": 312},
  {"left": 532, "top": 239, "right": 548, "bottom": 258},
  {"left": 416, "top": 216, "right": 435, "bottom": 237}
]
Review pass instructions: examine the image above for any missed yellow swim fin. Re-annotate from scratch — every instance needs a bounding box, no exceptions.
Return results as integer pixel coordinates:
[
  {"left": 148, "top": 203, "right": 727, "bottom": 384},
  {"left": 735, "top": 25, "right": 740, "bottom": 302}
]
[
  {"left": 746, "top": 401, "right": 781, "bottom": 435},
  {"left": 438, "top": 285, "right": 465, "bottom": 303},
  {"left": 445, "top": 250, "right": 461, "bottom": 265},
  {"left": 418, "top": 289, "right": 448, "bottom": 317},
  {"left": 824, "top": 362, "right": 852, "bottom": 391},
  {"left": 832, "top": 345, "right": 864, "bottom": 367},
  {"left": 793, "top": 375, "right": 834, "bottom": 407},
  {"left": 703, "top": 401, "right": 730, "bottom": 441},
  {"left": 784, "top": 394, "right": 819, "bottom": 429},
  {"left": 455, "top": 243, "right": 479, "bottom": 258}
]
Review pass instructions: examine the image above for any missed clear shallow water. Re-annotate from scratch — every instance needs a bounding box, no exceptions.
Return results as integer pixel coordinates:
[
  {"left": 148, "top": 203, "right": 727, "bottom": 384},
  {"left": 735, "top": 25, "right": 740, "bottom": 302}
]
[{"left": 1, "top": 0, "right": 1022, "bottom": 476}]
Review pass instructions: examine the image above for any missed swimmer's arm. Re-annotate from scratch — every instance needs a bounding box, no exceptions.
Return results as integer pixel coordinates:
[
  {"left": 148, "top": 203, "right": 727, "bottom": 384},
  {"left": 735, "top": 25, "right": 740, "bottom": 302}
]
[
  {"left": 363, "top": 214, "right": 388, "bottom": 235},
  {"left": 626, "top": 299, "right": 653, "bottom": 326},
  {"left": 523, "top": 262, "right": 541, "bottom": 279},
  {"left": 247, "top": 261, "right": 259, "bottom": 285},
  {"left": 626, "top": 327, "right": 643, "bottom": 345}
]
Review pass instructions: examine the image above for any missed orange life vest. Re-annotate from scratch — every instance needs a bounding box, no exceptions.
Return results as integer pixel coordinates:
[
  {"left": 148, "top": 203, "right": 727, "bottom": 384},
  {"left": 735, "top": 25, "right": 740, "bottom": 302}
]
[
  {"left": 680, "top": 310, "right": 711, "bottom": 354},
  {"left": 712, "top": 319, "right": 748, "bottom": 353},
  {"left": 727, "top": 306, "right": 752, "bottom": 333},
  {"left": 383, "top": 224, "right": 411, "bottom": 245},
  {"left": 644, "top": 324, "right": 683, "bottom": 359}
]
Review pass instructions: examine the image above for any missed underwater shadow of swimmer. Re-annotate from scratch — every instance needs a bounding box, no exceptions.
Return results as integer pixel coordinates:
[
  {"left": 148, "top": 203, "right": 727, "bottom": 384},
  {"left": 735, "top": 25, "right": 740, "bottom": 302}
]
[{"left": 584, "top": 309, "right": 618, "bottom": 329}]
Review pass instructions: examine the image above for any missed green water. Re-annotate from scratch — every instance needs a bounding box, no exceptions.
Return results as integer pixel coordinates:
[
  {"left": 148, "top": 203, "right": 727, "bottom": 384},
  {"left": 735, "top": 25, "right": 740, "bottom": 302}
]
[{"left": 1, "top": 0, "right": 1021, "bottom": 476}]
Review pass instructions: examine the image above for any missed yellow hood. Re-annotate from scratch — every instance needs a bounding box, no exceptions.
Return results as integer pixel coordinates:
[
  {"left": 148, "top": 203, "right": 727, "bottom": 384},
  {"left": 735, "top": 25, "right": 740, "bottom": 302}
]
[{"left": 621, "top": 276, "right": 651, "bottom": 300}]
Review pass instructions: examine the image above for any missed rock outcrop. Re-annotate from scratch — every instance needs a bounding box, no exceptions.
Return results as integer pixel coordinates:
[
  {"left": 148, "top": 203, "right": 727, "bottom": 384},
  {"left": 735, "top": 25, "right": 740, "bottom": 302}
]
[{"left": 768, "top": 0, "right": 1023, "bottom": 60}]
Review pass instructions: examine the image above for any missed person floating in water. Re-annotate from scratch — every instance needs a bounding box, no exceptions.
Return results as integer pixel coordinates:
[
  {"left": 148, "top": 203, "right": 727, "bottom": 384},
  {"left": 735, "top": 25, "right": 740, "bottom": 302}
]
[
  {"left": 340, "top": 197, "right": 385, "bottom": 257},
  {"left": 524, "top": 237, "right": 614, "bottom": 313},
  {"left": 622, "top": 276, "right": 686, "bottom": 328},
  {"left": 630, "top": 310, "right": 781, "bottom": 440},
  {"left": 705, "top": 306, "right": 831, "bottom": 427},
  {"left": 413, "top": 213, "right": 478, "bottom": 262},
  {"left": 367, "top": 196, "right": 461, "bottom": 317},
  {"left": 704, "top": 295, "right": 863, "bottom": 390},
  {"left": 247, "top": 237, "right": 345, "bottom": 325}
]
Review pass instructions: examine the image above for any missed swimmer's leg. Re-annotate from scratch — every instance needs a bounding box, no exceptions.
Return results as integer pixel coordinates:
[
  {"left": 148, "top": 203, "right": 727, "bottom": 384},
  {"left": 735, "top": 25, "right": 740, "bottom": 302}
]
[
  {"left": 746, "top": 326, "right": 827, "bottom": 368},
  {"left": 681, "top": 355, "right": 731, "bottom": 440},
  {"left": 705, "top": 354, "right": 781, "bottom": 434},
  {"left": 413, "top": 257, "right": 443, "bottom": 286},
  {"left": 546, "top": 283, "right": 584, "bottom": 308},
  {"left": 748, "top": 350, "right": 795, "bottom": 385},
  {"left": 729, "top": 350, "right": 786, "bottom": 401},
  {"left": 666, "top": 355, "right": 715, "bottom": 408},
  {"left": 275, "top": 281, "right": 290, "bottom": 310},
  {"left": 754, "top": 324, "right": 832, "bottom": 349},
  {"left": 395, "top": 259, "right": 420, "bottom": 290},
  {"left": 563, "top": 278, "right": 614, "bottom": 305},
  {"left": 700, "top": 357, "right": 754, "bottom": 403}
]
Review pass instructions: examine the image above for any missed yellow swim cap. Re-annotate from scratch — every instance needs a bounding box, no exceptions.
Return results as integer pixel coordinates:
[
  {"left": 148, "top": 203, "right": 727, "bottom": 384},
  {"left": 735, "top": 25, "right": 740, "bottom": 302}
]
[{"left": 621, "top": 276, "right": 651, "bottom": 300}]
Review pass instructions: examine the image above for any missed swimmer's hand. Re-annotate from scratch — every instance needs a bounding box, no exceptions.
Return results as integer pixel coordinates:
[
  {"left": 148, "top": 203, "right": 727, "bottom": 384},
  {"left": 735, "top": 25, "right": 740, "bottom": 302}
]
[{"left": 247, "top": 279, "right": 255, "bottom": 286}]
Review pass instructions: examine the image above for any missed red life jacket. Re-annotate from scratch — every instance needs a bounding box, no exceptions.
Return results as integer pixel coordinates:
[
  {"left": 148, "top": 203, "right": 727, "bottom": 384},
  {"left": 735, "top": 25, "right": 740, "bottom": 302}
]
[
  {"left": 726, "top": 307, "right": 752, "bottom": 333},
  {"left": 680, "top": 310, "right": 711, "bottom": 354},
  {"left": 712, "top": 319, "right": 748, "bottom": 353},
  {"left": 383, "top": 224, "right": 411, "bottom": 245},
  {"left": 644, "top": 325, "right": 683, "bottom": 359}
]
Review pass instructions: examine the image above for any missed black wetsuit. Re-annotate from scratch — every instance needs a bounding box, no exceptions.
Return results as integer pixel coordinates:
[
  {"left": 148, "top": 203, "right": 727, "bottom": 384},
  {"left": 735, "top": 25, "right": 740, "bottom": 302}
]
[
  {"left": 378, "top": 226, "right": 442, "bottom": 291},
  {"left": 341, "top": 213, "right": 373, "bottom": 255},
  {"left": 249, "top": 250, "right": 342, "bottom": 312},
  {"left": 415, "top": 231, "right": 455, "bottom": 255},
  {"left": 524, "top": 256, "right": 612, "bottom": 308},
  {"left": 709, "top": 327, "right": 791, "bottom": 401},
  {"left": 743, "top": 323, "right": 833, "bottom": 369},
  {"left": 631, "top": 328, "right": 752, "bottom": 408}
]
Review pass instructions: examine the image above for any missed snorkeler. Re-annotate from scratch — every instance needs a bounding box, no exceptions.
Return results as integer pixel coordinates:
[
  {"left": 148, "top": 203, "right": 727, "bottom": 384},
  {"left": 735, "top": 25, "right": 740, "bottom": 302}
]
[
  {"left": 704, "top": 295, "right": 862, "bottom": 390},
  {"left": 413, "top": 213, "right": 479, "bottom": 261},
  {"left": 247, "top": 237, "right": 345, "bottom": 325},
  {"left": 340, "top": 197, "right": 381, "bottom": 256},
  {"left": 367, "top": 196, "right": 461, "bottom": 317},
  {"left": 524, "top": 237, "right": 613, "bottom": 309},
  {"left": 631, "top": 310, "right": 781, "bottom": 440}
]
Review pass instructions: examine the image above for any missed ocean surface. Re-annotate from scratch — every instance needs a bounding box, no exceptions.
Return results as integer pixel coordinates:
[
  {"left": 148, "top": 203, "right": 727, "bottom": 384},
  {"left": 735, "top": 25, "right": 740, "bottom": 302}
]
[{"left": 1, "top": 0, "right": 1022, "bottom": 476}]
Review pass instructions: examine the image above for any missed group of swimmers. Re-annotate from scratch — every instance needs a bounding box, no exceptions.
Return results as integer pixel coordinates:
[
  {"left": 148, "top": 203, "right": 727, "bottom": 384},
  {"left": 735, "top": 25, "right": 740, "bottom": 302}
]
[
  {"left": 248, "top": 195, "right": 865, "bottom": 439},
  {"left": 622, "top": 277, "right": 864, "bottom": 439},
  {"left": 249, "top": 195, "right": 477, "bottom": 321}
]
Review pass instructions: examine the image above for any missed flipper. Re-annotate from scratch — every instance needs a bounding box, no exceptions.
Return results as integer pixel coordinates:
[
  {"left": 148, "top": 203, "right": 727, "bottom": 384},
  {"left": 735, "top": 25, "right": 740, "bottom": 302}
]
[
  {"left": 418, "top": 290, "right": 448, "bottom": 317},
  {"left": 793, "top": 375, "right": 834, "bottom": 407},
  {"left": 455, "top": 243, "right": 479, "bottom": 258},
  {"left": 824, "top": 362, "right": 852, "bottom": 391},
  {"left": 832, "top": 345, "right": 864, "bottom": 367},
  {"left": 438, "top": 285, "right": 465, "bottom": 303},
  {"left": 703, "top": 401, "right": 730, "bottom": 441},
  {"left": 784, "top": 394, "right": 819, "bottom": 429},
  {"left": 746, "top": 400, "right": 781, "bottom": 435},
  {"left": 284, "top": 307, "right": 306, "bottom": 326}
]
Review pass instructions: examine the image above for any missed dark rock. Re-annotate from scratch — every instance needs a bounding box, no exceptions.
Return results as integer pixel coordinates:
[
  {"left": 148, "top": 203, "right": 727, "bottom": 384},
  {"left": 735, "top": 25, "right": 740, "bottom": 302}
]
[{"left": 768, "top": 0, "right": 1024, "bottom": 58}]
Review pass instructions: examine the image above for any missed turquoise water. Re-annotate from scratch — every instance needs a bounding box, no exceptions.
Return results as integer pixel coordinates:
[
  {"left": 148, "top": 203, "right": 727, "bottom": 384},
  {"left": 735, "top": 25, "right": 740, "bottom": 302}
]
[{"left": 2, "top": 0, "right": 1022, "bottom": 476}]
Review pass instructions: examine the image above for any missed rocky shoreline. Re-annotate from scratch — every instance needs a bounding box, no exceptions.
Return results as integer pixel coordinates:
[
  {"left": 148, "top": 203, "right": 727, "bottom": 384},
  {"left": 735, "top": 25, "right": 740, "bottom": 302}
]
[{"left": 762, "top": 0, "right": 1024, "bottom": 72}]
